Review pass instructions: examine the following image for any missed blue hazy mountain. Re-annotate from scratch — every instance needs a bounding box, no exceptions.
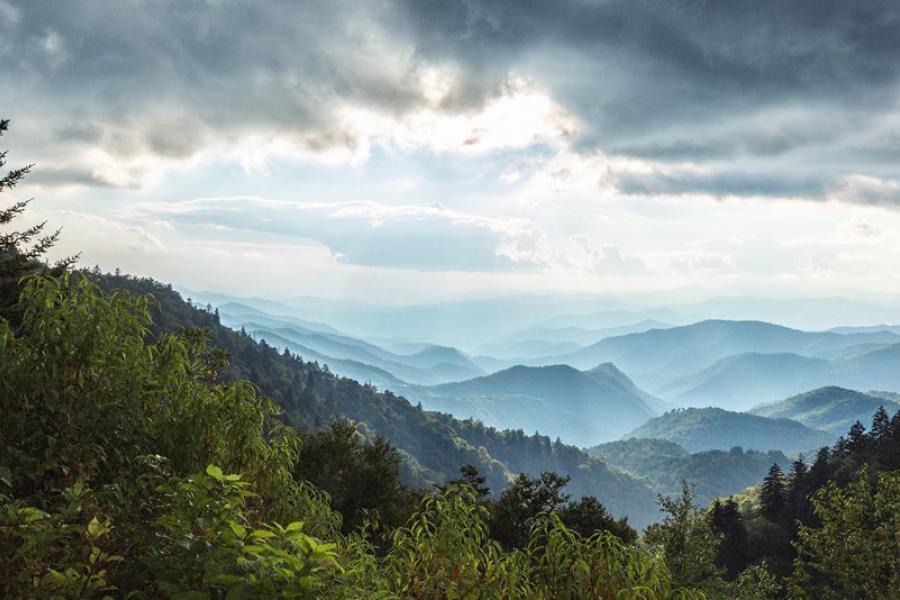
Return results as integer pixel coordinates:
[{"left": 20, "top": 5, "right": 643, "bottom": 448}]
[
  {"left": 623, "top": 407, "right": 834, "bottom": 454},
  {"left": 407, "top": 363, "right": 663, "bottom": 447},
  {"left": 658, "top": 352, "right": 833, "bottom": 411},
  {"left": 659, "top": 341, "right": 900, "bottom": 410},
  {"left": 535, "top": 320, "right": 900, "bottom": 391}
]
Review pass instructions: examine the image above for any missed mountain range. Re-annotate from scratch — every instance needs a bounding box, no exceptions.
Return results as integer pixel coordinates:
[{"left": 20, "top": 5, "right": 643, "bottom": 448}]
[
  {"left": 407, "top": 363, "right": 666, "bottom": 446},
  {"left": 530, "top": 320, "right": 900, "bottom": 407}
]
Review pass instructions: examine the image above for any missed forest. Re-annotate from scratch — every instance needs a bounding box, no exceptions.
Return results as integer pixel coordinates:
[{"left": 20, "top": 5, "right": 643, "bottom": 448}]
[{"left": 2, "top": 118, "right": 900, "bottom": 598}]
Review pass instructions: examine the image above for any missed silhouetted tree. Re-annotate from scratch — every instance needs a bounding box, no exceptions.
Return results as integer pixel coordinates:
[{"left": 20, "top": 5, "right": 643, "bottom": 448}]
[
  {"left": 760, "top": 463, "right": 786, "bottom": 521},
  {"left": 444, "top": 464, "right": 490, "bottom": 499},
  {"left": 490, "top": 472, "right": 570, "bottom": 549},
  {"left": 558, "top": 495, "right": 636, "bottom": 543},
  {"left": 293, "top": 420, "right": 417, "bottom": 536},
  {"left": 710, "top": 499, "right": 747, "bottom": 578}
]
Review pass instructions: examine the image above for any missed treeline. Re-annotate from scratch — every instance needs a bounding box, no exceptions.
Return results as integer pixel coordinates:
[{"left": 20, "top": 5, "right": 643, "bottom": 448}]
[{"left": 707, "top": 405, "right": 900, "bottom": 597}]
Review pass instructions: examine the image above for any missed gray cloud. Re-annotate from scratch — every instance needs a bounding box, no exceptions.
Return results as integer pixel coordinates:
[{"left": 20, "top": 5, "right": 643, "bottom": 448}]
[
  {"left": 4, "top": 0, "right": 900, "bottom": 201},
  {"left": 617, "top": 170, "right": 828, "bottom": 199}
]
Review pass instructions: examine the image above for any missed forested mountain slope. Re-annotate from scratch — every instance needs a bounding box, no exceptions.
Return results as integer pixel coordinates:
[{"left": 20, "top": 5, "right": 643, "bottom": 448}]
[
  {"left": 587, "top": 438, "right": 789, "bottom": 507},
  {"left": 93, "top": 271, "right": 661, "bottom": 527},
  {"left": 623, "top": 407, "right": 834, "bottom": 454},
  {"left": 750, "top": 386, "right": 900, "bottom": 435}
]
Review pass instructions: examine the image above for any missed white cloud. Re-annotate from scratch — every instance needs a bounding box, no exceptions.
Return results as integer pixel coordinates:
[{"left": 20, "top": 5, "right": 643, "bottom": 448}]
[{"left": 127, "top": 197, "right": 551, "bottom": 272}]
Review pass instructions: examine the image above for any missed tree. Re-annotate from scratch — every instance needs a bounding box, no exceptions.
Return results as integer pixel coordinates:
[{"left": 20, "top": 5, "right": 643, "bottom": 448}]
[
  {"left": 760, "top": 463, "right": 786, "bottom": 521},
  {"left": 292, "top": 420, "right": 417, "bottom": 535},
  {"left": 489, "top": 472, "right": 570, "bottom": 549},
  {"left": 643, "top": 482, "right": 721, "bottom": 590},
  {"left": 557, "top": 496, "right": 636, "bottom": 543},
  {"left": 790, "top": 468, "right": 900, "bottom": 599},
  {"left": 710, "top": 499, "right": 748, "bottom": 578},
  {"left": 444, "top": 464, "right": 491, "bottom": 499},
  {"left": 0, "top": 118, "right": 74, "bottom": 322}
]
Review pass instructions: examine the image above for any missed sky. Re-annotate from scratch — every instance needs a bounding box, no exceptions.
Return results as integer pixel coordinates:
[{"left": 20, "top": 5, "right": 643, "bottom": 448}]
[{"left": 4, "top": 0, "right": 900, "bottom": 304}]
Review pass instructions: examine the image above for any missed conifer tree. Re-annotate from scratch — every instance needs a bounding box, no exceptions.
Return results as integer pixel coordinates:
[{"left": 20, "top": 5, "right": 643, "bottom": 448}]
[
  {"left": 0, "top": 118, "right": 75, "bottom": 322},
  {"left": 760, "top": 463, "right": 786, "bottom": 521}
]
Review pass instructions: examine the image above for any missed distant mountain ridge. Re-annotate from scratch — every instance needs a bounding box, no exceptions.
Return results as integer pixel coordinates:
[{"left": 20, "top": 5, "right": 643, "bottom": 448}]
[
  {"left": 750, "top": 386, "right": 900, "bottom": 435},
  {"left": 653, "top": 340, "right": 900, "bottom": 410},
  {"left": 623, "top": 407, "right": 834, "bottom": 454},
  {"left": 222, "top": 303, "right": 487, "bottom": 386},
  {"left": 407, "top": 363, "right": 663, "bottom": 447},
  {"left": 537, "top": 319, "right": 900, "bottom": 381}
]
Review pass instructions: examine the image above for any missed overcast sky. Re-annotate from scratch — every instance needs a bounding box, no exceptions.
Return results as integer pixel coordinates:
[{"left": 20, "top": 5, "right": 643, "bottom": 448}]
[{"left": 4, "top": 0, "right": 900, "bottom": 303}]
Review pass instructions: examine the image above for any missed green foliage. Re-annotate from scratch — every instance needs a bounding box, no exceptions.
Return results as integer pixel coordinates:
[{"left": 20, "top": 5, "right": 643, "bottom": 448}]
[
  {"left": 0, "top": 274, "right": 340, "bottom": 596},
  {"left": 644, "top": 483, "right": 721, "bottom": 591},
  {"left": 0, "top": 118, "right": 75, "bottom": 324},
  {"left": 789, "top": 468, "right": 900, "bottom": 599},
  {"left": 292, "top": 420, "right": 420, "bottom": 536}
]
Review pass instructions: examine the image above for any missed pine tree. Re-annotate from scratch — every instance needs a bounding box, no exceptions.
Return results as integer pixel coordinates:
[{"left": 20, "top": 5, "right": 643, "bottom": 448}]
[
  {"left": 0, "top": 118, "right": 75, "bottom": 322},
  {"left": 445, "top": 464, "right": 490, "bottom": 499},
  {"left": 710, "top": 498, "right": 747, "bottom": 578},
  {"left": 760, "top": 463, "right": 786, "bottom": 521},
  {"left": 847, "top": 420, "right": 867, "bottom": 454},
  {"left": 870, "top": 406, "right": 890, "bottom": 450}
]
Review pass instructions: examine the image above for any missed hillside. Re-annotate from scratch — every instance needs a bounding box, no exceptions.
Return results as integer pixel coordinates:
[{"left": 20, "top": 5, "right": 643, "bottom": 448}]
[
  {"left": 537, "top": 319, "right": 900, "bottom": 391},
  {"left": 623, "top": 407, "right": 834, "bottom": 454},
  {"left": 587, "top": 438, "right": 789, "bottom": 506},
  {"left": 410, "top": 363, "right": 661, "bottom": 446},
  {"left": 659, "top": 352, "right": 832, "bottom": 411},
  {"left": 225, "top": 303, "right": 486, "bottom": 386},
  {"left": 750, "top": 386, "right": 900, "bottom": 435},
  {"left": 94, "top": 273, "right": 661, "bottom": 527}
]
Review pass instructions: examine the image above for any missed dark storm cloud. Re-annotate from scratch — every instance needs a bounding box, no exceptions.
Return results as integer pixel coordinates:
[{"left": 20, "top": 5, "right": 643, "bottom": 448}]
[
  {"left": 0, "top": 0, "right": 427, "bottom": 174},
  {"left": 398, "top": 0, "right": 900, "bottom": 144},
  {"left": 3, "top": 0, "right": 900, "bottom": 202}
]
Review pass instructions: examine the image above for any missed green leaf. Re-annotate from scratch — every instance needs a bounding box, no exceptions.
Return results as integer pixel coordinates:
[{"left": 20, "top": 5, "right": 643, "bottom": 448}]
[
  {"left": 250, "top": 529, "right": 276, "bottom": 539},
  {"left": 87, "top": 516, "right": 107, "bottom": 539},
  {"left": 206, "top": 464, "right": 224, "bottom": 480},
  {"left": 229, "top": 521, "right": 247, "bottom": 539},
  {"left": 285, "top": 521, "right": 305, "bottom": 532},
  {"left": 18, "top": 507, "right": 47, "bottom": 523}
]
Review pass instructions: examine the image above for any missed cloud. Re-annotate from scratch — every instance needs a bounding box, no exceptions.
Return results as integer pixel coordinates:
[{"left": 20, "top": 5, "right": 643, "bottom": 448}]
[
  {"left": 828, "top": 175, "right": 900, "bottom": 207},
  {"left": 566, "top": 235, "right": 648, "bottom": 275},
  {"left": 127, "top": 197, "right": 550, "bottom": 272},
  {"left": 5, "top": 0, "right": 900, "bottom": 204},
  {"left": 617, "top": 169, "right": 827, "bottom": 199}
]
